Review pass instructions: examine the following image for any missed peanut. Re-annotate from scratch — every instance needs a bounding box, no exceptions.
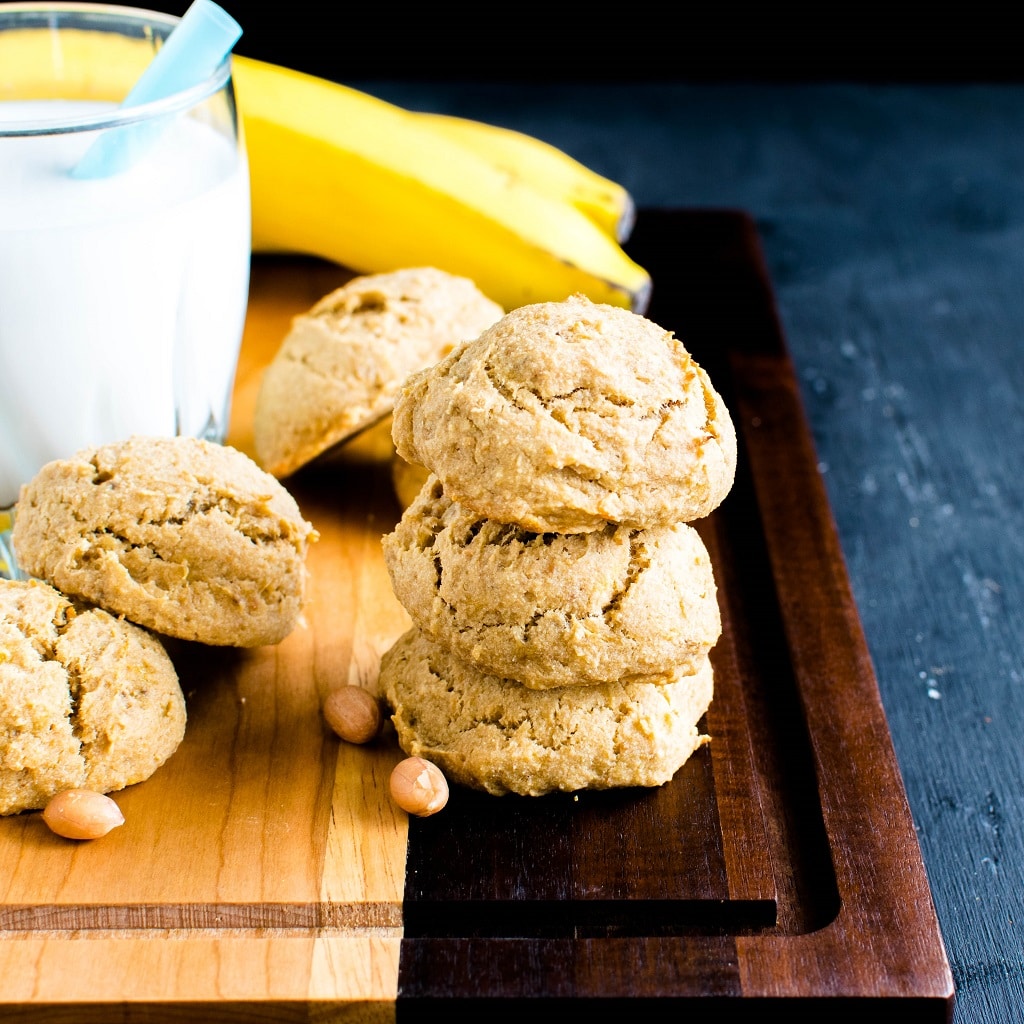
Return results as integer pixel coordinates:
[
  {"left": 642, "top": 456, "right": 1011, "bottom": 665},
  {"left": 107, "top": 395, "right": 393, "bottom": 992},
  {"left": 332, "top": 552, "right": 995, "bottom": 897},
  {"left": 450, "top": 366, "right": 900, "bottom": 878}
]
[
  {"left": 323, "top": 685, "right": 383, "bottom": 744},
  {"left": 389, "top": 756, "right": 449, "bottom": 817},
  {"left": 42, "top": 789, "right": 124, "bottom": 840}
]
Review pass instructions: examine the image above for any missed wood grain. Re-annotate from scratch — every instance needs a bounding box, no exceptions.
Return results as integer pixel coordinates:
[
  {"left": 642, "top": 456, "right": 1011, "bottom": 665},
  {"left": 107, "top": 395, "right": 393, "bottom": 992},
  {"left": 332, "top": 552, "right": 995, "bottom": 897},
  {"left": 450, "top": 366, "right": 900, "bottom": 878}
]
[
  {"left": 0, "top": 257, "right": 410, "bottom": 1019},
  {"left": 395, "top": 211, "right": 956, "bottom": 1021},
  {"left": 0, "top": 213, "right": 954, "bottom": 1021}
]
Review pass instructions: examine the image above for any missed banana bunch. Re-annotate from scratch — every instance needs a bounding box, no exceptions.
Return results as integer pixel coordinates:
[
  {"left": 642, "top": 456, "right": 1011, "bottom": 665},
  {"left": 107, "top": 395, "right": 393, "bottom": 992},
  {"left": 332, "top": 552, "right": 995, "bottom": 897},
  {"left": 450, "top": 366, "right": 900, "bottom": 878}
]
[
  {"left": 232, "top": 56, "right": 651, "bottom": 313},
  {"left": 411, "top": 111, "right": 636, "bottom": 244}
]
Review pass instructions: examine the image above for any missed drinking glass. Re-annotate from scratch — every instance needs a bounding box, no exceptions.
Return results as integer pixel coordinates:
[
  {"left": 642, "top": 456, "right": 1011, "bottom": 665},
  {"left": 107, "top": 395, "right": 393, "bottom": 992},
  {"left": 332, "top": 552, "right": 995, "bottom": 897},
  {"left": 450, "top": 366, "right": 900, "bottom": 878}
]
[{"left": 0, "top": 3, "right": 251, "bottom": 577}]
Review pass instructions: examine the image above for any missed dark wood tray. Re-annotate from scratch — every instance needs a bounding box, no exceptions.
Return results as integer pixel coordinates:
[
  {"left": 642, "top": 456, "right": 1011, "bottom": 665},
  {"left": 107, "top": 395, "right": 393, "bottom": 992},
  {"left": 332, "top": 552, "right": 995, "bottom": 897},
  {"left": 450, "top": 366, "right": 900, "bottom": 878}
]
[{"left": 394, "top": 210, "right": 955, "bottom": 1021}]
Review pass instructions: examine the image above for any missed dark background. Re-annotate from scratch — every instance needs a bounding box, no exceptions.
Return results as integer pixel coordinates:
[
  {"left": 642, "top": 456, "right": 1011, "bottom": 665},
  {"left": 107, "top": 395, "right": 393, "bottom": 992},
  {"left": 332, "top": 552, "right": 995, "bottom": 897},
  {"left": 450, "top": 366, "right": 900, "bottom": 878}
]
[{"left": 145, "top": 1, "right": 1023, "bottom": 83}]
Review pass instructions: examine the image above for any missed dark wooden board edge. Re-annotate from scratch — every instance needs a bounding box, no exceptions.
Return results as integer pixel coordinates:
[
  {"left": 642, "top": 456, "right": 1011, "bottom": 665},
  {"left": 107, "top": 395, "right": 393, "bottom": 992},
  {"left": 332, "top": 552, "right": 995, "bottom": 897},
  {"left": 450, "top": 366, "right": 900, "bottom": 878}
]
[{"left": 396, "top": 209, "right": 956, "bottom": 1020}]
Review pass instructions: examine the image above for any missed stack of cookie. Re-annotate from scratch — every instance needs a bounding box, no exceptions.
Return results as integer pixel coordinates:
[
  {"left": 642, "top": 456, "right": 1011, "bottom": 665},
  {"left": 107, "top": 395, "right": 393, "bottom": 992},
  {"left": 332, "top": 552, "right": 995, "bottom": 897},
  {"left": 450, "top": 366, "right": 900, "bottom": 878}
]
[
  {"left": 1, "top": 434, "right": 317, "bottom": 815},
  {"left": 379, "top": 294, "right": 737, "bottom": 796}
]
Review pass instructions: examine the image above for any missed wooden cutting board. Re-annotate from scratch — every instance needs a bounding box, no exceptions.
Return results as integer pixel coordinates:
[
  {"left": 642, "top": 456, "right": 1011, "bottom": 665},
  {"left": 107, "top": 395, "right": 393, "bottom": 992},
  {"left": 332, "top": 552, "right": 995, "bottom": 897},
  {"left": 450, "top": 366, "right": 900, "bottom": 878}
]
[{"left": 0, "top": 210, "right": 955, "bottom": 1022}]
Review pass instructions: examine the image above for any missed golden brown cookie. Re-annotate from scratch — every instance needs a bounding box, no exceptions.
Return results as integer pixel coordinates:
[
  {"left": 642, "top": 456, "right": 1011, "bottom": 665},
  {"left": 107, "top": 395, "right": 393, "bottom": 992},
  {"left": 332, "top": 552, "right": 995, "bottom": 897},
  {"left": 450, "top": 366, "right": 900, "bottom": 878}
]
[
  {"left": 379, "top": 628, "right": 713, "bottom": 796},
  {"left": 0, "top": 578, "right": 186, "bottom": 815},
  {"left": 253, "top": 267, "right": 503, "bottom": 479},
  {"left": 12, "top": 436, "right": 316, "bottom": 647},
  {"left": 392, "top": 293, "right": 737, "bottom": 533},
  {"left": 382, "top": 477, "right": 721, "bottom": 688}
]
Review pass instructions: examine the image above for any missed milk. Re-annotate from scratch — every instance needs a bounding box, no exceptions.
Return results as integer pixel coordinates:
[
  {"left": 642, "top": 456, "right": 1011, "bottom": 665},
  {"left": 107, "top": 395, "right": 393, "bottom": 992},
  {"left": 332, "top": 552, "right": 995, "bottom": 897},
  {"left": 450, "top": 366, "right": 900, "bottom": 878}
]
[{"left": 0, "top": 99, "right": 251, "bottom": 507}]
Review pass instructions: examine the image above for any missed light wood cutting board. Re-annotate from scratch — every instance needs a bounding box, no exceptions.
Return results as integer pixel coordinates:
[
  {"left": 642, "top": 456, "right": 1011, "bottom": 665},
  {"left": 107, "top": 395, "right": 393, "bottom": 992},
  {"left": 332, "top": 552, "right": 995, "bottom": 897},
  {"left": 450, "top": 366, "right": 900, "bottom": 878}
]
[{"left": 0, "top": 256, "right": 412, "bottom": 1020}]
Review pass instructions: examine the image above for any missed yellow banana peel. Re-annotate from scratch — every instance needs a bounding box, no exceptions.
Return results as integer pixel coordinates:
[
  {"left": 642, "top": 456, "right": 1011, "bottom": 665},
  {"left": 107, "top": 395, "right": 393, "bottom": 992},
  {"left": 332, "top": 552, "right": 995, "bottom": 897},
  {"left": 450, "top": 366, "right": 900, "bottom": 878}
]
[
  {"left": 414, "top": 111, "right": 636, "bottom": 243},
  {"left": 232, "top": 56, "right": 651, "bottom": 313},
  {"left": 0, "top": 28, "right": 155, "bottom": 100},
  {"left": 0, "top": 30, "right": 650, "bottom": 314}
]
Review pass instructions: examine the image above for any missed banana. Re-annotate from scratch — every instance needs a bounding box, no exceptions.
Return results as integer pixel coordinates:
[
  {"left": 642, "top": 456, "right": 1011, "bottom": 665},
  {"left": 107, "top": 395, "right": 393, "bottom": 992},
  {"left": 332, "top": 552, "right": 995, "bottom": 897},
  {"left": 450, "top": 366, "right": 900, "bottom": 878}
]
[
  {"left": 232, "top": 56, "right": 651, "bottom": 314},
  {"left": 414, "top": 111, "right": 636, "bottom": 243},
  {"left": 0, "top": 509, "right": 14, "bottom": 580}
]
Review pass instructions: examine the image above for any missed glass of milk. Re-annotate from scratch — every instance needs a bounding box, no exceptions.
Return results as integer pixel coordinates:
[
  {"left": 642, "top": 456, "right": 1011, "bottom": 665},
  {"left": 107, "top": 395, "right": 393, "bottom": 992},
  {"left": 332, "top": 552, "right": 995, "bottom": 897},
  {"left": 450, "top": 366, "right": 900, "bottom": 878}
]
[{"left": 0, "top": 3, "right": 251, "bottom": 514}]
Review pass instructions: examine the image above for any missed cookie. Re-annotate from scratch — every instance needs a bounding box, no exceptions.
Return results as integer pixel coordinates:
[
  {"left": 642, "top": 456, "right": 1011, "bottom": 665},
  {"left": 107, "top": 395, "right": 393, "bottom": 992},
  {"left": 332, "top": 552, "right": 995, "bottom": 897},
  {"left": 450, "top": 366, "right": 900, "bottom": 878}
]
[
  {"left": 392, "top": 293, "right": 737, "bottom": 533},
  {"left": 253, "top": 267, "right": 503, "bottom": 479},
  {"left": 380, "top": 628, "right": 713, "bottom": 796},
  {"left": 0, "top": 578, "right": 186, "bottom": 815},
  {"left": 382, "top": 477, "right": 721, "bottom": 688},
  {"left": 11, "top": 435, "right": 317, "bottom": 647}
]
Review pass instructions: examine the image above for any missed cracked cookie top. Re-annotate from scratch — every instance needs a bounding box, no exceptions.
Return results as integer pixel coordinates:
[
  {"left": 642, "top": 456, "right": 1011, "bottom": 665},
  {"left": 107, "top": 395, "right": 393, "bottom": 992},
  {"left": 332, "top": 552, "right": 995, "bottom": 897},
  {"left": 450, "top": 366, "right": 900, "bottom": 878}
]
[
  {"left": 392, "top": 293, "right": 737, "bottom": 533},
  {"left": 0, "top": 578, "right": 186, "bottom": 815},
  {"left": 11, "top": 435, "right": 317, "bottom": 647},
  {"left": 382, "top": 477, "right": 721, "bottom": 688},
  {"left": 380, "top": 628, "right": 714, "bottom": 796},
  {"left": 253, "top": 267, "right": 504, "bottom": 479}
]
